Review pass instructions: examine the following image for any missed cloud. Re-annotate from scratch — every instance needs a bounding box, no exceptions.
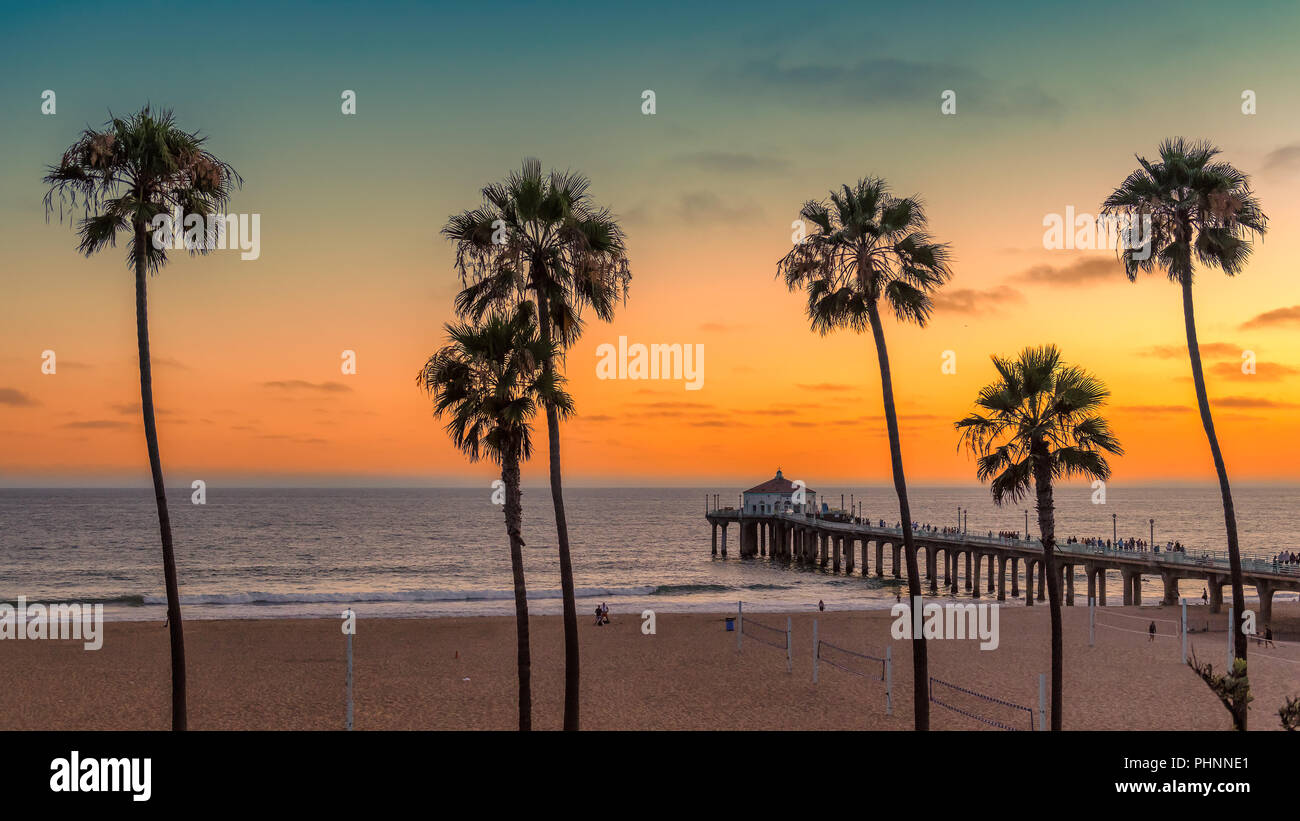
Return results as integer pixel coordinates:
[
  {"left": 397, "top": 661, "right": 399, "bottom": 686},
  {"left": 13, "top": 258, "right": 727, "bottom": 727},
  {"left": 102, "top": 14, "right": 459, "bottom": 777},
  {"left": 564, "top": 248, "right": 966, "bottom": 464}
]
[
  {"left": 676, "top": 191, "right": 763, "bottom": 223},
  {"left": 60, "top": 420, "right": 132, "bottom": 430},
  {"left": 1114, "top": 405, "right": 1187, "bottom": 414},
  {"left": 1262, "top": 143, "right": 1300, "bottom": 176},
  {"left": 262, "top": 380, "right": 353, "bottom": 393},
  {"left": 933, "top": 285, "right": 1023, "bottom": 314},
  {"left": 1213, "top": 396, "right": 1297, "bottom": 409},
  {"left": 108, "top": 402, "right": 176, "bottom": 416},
  {"left": 1208, "top": 361, "right": 1298, "bottom": 382},
  {"left": 795, "top": 383, "right": 856, "bottom": 392},
  {"left": 152, "top": 356, "right": 190, "bottom": 370},
  {"left": 675, "top": 151, "right": 790, "bottom": 174},
  {"left": 0, "top": 388, "right": 39, "bottom": 407},
  {"left": 1014, "top": 257, "right": 1122, "bottom": 286},
  {"left": 1240, "top": 305, "right": 1300, "bottom": 330},
  {"left": 257, "top": 433, "right": 329, "bottom": 444},
  {"left": 722, "top": 56, "right": 1063, "bottom": 118},
  {"left": 1141, "top": 343, "right": 1241, "bottom": 359}
]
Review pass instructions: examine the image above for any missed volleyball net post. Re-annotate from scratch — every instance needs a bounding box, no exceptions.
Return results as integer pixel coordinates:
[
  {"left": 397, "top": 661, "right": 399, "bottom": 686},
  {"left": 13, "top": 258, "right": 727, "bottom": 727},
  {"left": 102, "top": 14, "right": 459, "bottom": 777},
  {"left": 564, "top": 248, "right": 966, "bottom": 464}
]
[
  {"left": 1181, "top": 598, "right": 1187, "bottom": 665},
  {"left": 786, "top": 617, "right": 792, "bottom": 674},
  {"left": 736, "top": 600, "right": 743, "bottom": 652},
  {"left": 812, "top": 619, "right": 819, "bottom": 683},
  {"left": 885, "top": 646, "right": 892, "bottom": 716},
  {"left": 1037, "top": 673, "right": 1046, "bottom": 732}
]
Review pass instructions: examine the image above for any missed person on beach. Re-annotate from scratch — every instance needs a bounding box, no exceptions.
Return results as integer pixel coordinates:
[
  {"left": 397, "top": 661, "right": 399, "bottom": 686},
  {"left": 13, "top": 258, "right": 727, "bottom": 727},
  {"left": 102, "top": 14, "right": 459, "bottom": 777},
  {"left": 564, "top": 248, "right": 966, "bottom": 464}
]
[
  {"left": 1264, "top": 625, "right": 1275, "bottom": 648},
  {"left": 601, "top": 602, "right": 610, "bottom": 624},
  {"left": 818, "top": 599, "right": 825, "bottom": 612},
  {"left": 594, "top": 605, "right": 605, "bottom": 626},
  {"left": 1148, "top": 621, "right": 1156, "bottom": 642},
  {"left": 1202, "top": 588, "right": 1208, "bottom": 605}
]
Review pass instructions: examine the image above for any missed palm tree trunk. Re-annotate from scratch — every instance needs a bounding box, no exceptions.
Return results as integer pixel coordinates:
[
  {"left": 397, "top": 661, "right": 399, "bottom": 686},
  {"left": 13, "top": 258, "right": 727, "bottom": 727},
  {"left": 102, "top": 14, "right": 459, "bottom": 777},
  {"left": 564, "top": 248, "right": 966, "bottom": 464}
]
[
  {"left": 1030, "top": 444, "right": 1063, "bottom": 730},
  {"left": 502, "top": 445, "right": 532, "bottom": 731},
  {"left": 1180, "top": 277, "right": 1247, "bottom": 728},
  {"left": 866, "top": 301, "right": 928, "bottom": 731},
  {"left": 134, "top": 224, "right": 187, "bottom": 731},
  {"left": 533, "top": 282, "right": 580, "bottom": 730}
]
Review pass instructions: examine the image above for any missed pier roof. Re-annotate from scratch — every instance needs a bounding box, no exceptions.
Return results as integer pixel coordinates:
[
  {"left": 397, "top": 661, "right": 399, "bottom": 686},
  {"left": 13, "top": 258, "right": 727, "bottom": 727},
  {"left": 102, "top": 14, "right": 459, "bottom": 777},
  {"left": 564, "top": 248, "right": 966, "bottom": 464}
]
[{"left": 744, "top": 469, "right": 813, "bottom": 495}]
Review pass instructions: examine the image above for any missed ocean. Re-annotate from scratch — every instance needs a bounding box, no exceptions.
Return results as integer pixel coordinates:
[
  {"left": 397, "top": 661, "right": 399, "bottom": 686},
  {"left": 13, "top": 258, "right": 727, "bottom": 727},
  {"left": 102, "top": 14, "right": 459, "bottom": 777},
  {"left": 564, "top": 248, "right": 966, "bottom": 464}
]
[{"left": 2, "top": 485, "right": 1296, "bottom": 621}]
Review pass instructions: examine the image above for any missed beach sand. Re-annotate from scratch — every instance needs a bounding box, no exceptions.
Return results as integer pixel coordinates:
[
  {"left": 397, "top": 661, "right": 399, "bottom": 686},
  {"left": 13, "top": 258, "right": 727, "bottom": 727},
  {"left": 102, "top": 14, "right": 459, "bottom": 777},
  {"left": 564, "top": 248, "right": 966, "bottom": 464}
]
[{"left": 2, "top": 602, "right": 1297, "bottom": 730}]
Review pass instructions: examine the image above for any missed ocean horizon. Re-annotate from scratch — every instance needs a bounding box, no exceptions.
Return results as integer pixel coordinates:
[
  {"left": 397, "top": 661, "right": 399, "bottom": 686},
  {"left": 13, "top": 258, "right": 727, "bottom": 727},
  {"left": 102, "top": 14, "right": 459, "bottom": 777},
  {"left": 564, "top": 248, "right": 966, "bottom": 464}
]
[{"left": 4, "top": 484, "right": 1297, "bottom": 622}]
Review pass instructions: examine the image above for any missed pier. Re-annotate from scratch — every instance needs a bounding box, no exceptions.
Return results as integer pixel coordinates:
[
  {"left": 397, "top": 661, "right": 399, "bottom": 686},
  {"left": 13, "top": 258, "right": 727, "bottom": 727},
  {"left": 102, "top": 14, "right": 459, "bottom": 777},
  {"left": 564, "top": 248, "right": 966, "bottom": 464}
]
[{"left": 705, "top": 506, "right": 1300, "bottom": 625}]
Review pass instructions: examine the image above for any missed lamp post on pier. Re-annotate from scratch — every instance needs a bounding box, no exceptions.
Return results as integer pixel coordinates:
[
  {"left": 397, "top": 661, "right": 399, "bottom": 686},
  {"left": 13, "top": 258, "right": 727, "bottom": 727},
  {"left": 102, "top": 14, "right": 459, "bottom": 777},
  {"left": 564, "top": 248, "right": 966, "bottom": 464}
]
[
  {"left": 1112, "top": 513, "right": 1117, "bottom": 544},
  {"left": 1150, "top": 518, "right": 1155, "bottom": 548}
]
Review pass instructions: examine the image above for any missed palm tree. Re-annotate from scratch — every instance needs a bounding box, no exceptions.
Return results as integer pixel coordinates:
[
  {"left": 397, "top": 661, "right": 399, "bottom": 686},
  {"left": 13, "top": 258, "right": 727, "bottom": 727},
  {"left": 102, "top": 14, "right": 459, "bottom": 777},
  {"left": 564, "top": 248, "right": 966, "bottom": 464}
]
[
  {"left": 955, "top": 345, "right": 1123, "bottom": 730},
  {"left": 778, "top": 177, "right": 952, "bottom": 730},
  {"left": 442, "top": 159, "right": 631, "bottom": 730},
  {"left": 43, "top": 106, "right": 241, "bottom": 731},
  {"left": 1100, "top": 138, "right": 1266, "bottom": 721},
  {"left": 417, "top": 302, "right": 571, "bottom": 731}
]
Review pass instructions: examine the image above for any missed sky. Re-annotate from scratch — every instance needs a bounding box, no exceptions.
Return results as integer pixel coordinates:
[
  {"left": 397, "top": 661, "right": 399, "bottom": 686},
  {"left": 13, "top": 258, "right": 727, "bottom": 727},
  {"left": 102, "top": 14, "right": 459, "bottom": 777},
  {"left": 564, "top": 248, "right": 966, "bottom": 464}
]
[{"left": 2, "top": 0, "right": 1299, "bottom": 487}]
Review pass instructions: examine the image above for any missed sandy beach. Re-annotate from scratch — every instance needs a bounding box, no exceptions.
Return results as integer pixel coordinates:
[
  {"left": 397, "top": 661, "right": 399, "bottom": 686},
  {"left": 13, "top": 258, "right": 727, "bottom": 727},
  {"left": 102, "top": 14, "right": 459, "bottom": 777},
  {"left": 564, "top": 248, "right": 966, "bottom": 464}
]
[{"left": 2, "top": 602, "right": 1297, "bottom": 731}]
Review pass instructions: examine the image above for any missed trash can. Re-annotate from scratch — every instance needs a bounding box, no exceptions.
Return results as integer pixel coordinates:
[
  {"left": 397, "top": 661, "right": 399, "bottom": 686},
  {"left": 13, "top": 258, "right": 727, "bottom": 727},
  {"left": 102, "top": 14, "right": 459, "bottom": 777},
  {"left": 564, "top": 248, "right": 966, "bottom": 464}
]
[{"left": 725, "top": 617, "right": 735, "bottom": 632}]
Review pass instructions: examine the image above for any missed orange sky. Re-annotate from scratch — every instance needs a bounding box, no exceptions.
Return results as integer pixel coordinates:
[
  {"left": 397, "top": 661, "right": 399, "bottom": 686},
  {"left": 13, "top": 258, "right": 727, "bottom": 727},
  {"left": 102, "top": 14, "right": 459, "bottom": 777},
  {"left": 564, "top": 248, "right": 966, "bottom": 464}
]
[{"left": 3, "top": 2, "right": 1299, "bottom": 486}]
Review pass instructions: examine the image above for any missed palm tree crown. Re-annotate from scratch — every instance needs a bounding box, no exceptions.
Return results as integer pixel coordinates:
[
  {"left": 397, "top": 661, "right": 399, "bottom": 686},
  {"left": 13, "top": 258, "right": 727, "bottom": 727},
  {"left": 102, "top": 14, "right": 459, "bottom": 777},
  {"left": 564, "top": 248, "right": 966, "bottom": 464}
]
[
  {"left": 43, "top": 105, "right": 242, "bottom": 271},
  {"left": 777, "top": 177, "right": 952, "bottom": 332},
  {"left": 955, "top": 345, "right": 1123, "bottom": 503},
  {"left": 416, "top": 302, "right": 571, "bottom": 464},
  {"left": 443, "top": 158, "right": 631, "bottom": 346},
  {"left": 1099, "top": 138, "right": 1266, "bottom": 284}
]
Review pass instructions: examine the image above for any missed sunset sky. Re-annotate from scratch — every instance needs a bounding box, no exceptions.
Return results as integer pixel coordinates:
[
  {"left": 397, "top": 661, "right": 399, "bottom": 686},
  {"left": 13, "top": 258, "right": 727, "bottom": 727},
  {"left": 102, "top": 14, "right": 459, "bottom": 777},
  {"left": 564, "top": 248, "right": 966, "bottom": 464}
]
[{"left": 2, "top": 0, "right": 1299, "bottom": 486}]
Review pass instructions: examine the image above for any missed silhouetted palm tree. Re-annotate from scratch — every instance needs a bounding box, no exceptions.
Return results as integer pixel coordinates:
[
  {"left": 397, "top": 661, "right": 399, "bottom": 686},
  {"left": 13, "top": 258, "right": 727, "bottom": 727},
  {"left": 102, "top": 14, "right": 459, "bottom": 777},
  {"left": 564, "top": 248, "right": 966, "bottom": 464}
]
[
  {"left": 442, "top": 159, "right": 631, "bottom": 730},
  {"left": 1100, "top": 139, "right": 1266, "bottom": 724},
  {"left": 778, "top": 177, "right": 952, "bottom": 730},
  {"left": 417, "top": 302, "right": 571, "bottom": 731},
  {"left": 44, "top": 106, "right": 241, "bottom": 731},
  {"left": 956, "top": 345, "right": 1123, "bottom": 730}
]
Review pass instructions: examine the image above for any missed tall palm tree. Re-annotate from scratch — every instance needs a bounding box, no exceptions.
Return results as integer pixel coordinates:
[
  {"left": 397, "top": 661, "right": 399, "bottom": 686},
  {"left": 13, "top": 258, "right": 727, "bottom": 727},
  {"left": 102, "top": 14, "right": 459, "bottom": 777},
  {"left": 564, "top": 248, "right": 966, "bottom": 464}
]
[
  {"left": 778, "top": 177, "right": 952, "bottom": 730},
  {"left": 43, "top": 106, "right": 241, "bottom": 731},
  {"left": 442, "top": 159, "right": 631, "bottom": 730},
  {"left": 417, "top": 302, "right": 570, "bottom": 731},
  {"left": 955, "top": 345, "right": 1123, "bottom": 731},
  {"left": 1100, "top": 138, "right": 1266, "bottom": 718}
]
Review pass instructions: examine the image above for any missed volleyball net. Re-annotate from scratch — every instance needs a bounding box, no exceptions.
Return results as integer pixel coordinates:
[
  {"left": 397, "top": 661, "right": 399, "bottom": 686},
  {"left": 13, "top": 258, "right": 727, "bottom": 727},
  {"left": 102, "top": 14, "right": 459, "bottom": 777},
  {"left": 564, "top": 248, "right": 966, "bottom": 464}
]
[
  {"left": 815, "top": 640, "right": 885, "bottom": 681},
  {"left": 1094, "top": 607, "right": 1181, "bottom": 639},
  {"left": 742, "top": 615, "right": 788, "bottom": 651},
  {"left": 929, "top": 676, "right": 1035, "bottom": 731}
]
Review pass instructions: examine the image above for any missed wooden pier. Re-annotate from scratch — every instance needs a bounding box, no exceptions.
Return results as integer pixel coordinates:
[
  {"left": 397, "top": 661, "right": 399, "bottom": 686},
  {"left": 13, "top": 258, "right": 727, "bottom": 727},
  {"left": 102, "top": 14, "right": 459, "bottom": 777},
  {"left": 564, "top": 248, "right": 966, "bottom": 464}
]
[{"left": 705, "top": 507, "right": 1300, "bottom": 625}]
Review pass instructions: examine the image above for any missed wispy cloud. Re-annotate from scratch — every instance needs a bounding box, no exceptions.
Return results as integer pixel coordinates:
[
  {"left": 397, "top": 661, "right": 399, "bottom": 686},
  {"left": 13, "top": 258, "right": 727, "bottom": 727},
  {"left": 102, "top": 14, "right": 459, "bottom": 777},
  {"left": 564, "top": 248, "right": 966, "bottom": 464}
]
[
  {"left": 1262, "top": 143, "right": 1300, "bottom": 176},
  {"left": 1240, "top": 305, "right": 1300, "bottom": 330},
  {"left": 60, "top": 420, "right": 132, "bottom": 430},
  {"left": 1141, "top": 343, "right": 1241, "bottom": 359},
  {"left": 1208, "top": 361, "right": 1298, "bottom": 381},
  {"left": 933, "top": 285, "right": 1023, "bottom": 314},
  {"left": 1014, "top": 257, "right": 1121, "bottom": 286},
  {"left": 675, "top": 150, "right": 790, "bottom": 174},
  {"left": 262, "top": 380, "right": 354, "bottom": 393},
  {"left": 0, "top": 388, "right": 39, "bottom": 407},
  {"left": 795, "top": 383, "right": 856, "bottom": 392},
  {"left": 676, "top": 191, "right": 763, "bottom": 223},
  {"left": 720, "top": 56, "right": 1062, "bottom": 118},
  {"left": 1213, "top": 396, "right": 1298, "bottom": 409}
]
